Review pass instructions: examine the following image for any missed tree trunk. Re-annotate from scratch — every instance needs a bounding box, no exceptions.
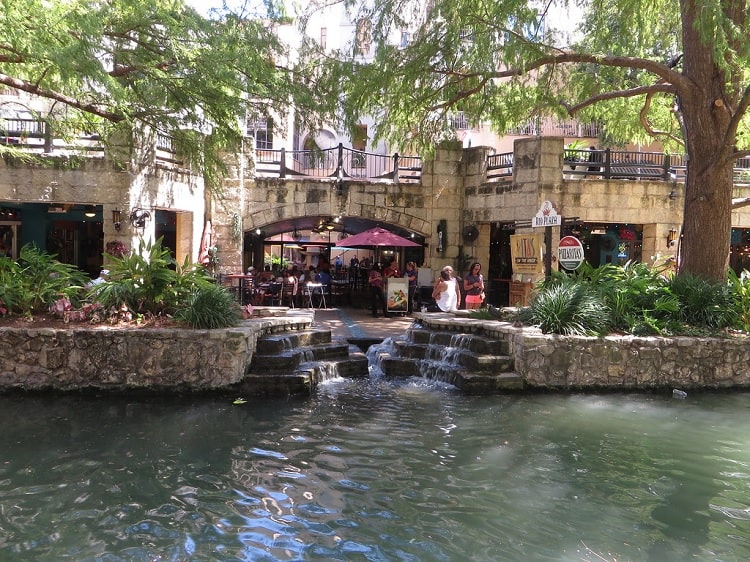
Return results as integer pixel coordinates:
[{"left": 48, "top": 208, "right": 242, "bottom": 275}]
[{"left": 677, "top": 0, "right": 736, "bottom": 282}]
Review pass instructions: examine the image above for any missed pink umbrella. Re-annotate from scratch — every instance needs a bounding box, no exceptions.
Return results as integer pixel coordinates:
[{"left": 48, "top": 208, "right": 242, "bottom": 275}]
[
  {"left": 198, "top": 220, "right": 212, "bottom": 265},
  {"left": 335, "top": 226, "right": 421, "bottom": 248}
]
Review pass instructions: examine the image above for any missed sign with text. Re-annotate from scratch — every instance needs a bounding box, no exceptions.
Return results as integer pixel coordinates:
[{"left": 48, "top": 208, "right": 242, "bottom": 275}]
[
  {"left": 558, "top": 236, "right": 585, "bottom": 270},
  {"left": 532, "top": 200, "right": 561, "bottom": 228},
  {"left": 510, "top": 233, "right": 544, "bottom": 275}
]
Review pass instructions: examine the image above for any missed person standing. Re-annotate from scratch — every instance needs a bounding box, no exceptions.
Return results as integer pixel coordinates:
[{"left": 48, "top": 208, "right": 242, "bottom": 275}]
[
  {"left": 384, "top": 259, "right": 400, "bottom": 278},
  {"left": 463, "top": 262, "right": 484, "bottom": 310},
  {"left": 431, "top": 266, "right": 459, "bottom": 312},
  {"left": 405, "top": 261, "right": 418, "bottom": 313},
  {"left": 369, "top": 264, "right": 388, "bottom": 318}
]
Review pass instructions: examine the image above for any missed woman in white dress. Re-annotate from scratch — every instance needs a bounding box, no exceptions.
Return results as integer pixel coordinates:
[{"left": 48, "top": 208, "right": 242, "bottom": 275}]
[{"left": 431, "top": 266, "right": 459, "bottom": 312}]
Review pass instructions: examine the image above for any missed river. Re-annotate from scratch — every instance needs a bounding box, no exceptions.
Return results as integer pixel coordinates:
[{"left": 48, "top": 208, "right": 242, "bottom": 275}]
[{"left": 1, "top": 373, "right": 750, "bottom": 561}]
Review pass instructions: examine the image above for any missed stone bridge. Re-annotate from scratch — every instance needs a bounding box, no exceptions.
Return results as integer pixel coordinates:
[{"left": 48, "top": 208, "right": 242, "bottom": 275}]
[{"left": 213, "top": 137, "right": 750, "bottom": 279}]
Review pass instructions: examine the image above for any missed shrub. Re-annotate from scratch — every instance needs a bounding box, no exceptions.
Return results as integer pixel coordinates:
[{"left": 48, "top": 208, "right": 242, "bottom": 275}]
[
  {"left": 728, "top": 269, "right": 750, "bottom": 332},
  {"left": 669, "top": 273, "right": 737, "bottom": 330},
  {"left": 519, "top": 281, "right": 610, "bottom": 336},
  {"left": 1, "top": 244, "right": 88, "bottom": 317},
  {"left": 174, "top": 283, "right": 240, "bottom": 329},
  {"left": 95, "top": 237, "right": 187, "bottom": 316}
]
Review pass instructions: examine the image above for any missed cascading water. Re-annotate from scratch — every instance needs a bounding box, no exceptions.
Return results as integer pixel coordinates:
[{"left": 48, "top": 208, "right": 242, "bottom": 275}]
[
  {"left": 418, "top": 333, "right": 473, "bottom": 385},
  {"left": 366, "top": 336, "right": 399, "bottom": 378}
]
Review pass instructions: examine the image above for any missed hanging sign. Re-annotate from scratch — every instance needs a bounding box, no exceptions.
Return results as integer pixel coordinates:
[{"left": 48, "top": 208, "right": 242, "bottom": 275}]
[
  {"left": 558, "top": 235, "right": 585, "bottom": 270},
  {"left": 532, "top": 200, "right": 561, "bottom": 228}
]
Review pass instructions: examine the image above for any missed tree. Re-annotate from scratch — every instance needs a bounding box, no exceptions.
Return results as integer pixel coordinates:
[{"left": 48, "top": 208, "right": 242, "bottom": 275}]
[
  {"left": 0, "top": 0, "right": 333, "bottom": 184},
  {"left": 304, "top": 0, "right": 750, "bottom": 281}
]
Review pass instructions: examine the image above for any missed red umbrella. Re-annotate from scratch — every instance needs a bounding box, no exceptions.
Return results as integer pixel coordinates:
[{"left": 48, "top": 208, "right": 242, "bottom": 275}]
[{"left": 335, "top": 226, "right": 421, "bottom": 248}]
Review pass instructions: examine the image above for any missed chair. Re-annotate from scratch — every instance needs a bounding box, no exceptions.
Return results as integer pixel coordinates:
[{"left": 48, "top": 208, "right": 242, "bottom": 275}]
[
  {"left": 218, "top": 273, "right": 240, "bottom": 302},
  {"left": 280, "top": 280, "right": 297, "bottom": 308},
  {"left": 262, "top": 282, "right": 282, "bottom": 306},
  {"left": 330, "top": 281, "right": 348, "bottom": 307}
]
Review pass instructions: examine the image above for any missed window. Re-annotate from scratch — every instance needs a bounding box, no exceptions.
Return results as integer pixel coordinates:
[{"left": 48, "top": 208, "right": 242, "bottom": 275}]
[
  {"left": 355, "top": 19, "right": 372, "bottom": 55},
  {"left": 320, "top": 27, "right": 327, "bottom": 50},
  {"left": 352, "top": 124, "right": 367, "bottom": 168},
  {"left": 399, "top": 31, "right": 409, "bottom": 48},
  {"left": 248, "top": 117, "right": 273, "bottom": 149}
]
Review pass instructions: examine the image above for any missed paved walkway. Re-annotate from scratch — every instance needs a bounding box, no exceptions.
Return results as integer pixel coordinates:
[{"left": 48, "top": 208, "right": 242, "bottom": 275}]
[{"left": 311, "top": 307, "right": 416, "bottom": 341}]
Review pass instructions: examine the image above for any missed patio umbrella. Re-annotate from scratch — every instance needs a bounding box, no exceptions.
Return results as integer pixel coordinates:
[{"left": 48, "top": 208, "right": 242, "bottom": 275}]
[{"left": 335, "top": 226, "right": 420, "bottom": 248}]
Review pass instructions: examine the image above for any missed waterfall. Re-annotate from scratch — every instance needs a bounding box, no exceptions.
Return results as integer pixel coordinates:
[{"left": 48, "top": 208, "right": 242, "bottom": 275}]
[{"left": 366, "top": 337, "right": 399, "bottom": 378}]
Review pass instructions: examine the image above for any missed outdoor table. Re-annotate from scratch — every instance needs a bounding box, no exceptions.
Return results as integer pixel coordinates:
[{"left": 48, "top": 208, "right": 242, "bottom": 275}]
[{"left": 304, "top": 282, "right": 327, "bottom": 309}]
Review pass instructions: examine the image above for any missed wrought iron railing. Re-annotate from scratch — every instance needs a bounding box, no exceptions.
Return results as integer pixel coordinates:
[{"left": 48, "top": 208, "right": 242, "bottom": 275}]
[
  {"left": 255, "top": 143, "right": 422, "bottom": 183},
  {"left": 5, "top": 118, "right": 750, "bottom": 186},
  {"left": 487, "top": 151, "right": 513, "bottom": 180},
  {"left": 561, "top": 148, "right": 688, "bottom": 182}
]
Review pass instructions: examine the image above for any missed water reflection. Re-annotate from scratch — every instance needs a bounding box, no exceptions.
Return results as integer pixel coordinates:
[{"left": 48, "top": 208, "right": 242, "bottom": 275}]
[{"left": 2, "top": 384, "right": 750, "bottom": 560}]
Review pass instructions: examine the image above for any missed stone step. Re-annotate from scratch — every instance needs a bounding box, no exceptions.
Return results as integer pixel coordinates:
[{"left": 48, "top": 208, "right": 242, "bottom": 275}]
[
  {"left": 407, "top": 327, "right": 510, "bottom": 355},
  {"left": 393, "top": 341, "right": 514, "bottom": 372},
  {"left": 255, "top": 328, "right": 332, "bottom": 354},
  {"left": 377, "top": 356, "right": 523, "bottom": 393},
  {"left": 296, "top": 354, "right": 370, "bottom": 382},
  {"left": 239, "top": 372, "right": 313, "bottom": 396},
  {"left": 250, "top": 342, "right": 351, "bottom": 372}
]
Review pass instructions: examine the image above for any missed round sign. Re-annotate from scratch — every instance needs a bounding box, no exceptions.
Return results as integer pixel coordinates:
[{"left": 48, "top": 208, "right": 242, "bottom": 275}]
[{"left": 558, "top": 236, "right": 585, "bottom": 270}]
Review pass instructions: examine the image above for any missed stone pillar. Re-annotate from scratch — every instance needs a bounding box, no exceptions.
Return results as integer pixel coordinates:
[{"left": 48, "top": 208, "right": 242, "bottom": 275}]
[
  {"left": 211, "top": 139, "right": 249, "bottom": 273},
  {"left": 421, "top": 142, "right": 465, "bottom": 272}
]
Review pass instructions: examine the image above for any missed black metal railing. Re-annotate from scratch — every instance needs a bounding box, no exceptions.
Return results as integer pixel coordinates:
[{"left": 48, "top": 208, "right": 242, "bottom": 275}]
[
  {"left": 0, "top": 118, "right": 186, "bottom": 166},
  {"left": 255, "top": 143, "right": 422, "bottom": 183},
  {"left": 561, "top": 148, "right": 688, "bottom": 182},
  {"left": 5, "top": 118, "right": 750, "bottom": 186},
  {"left": 487, "top": 151, "right": 513, "bottom": 180}
]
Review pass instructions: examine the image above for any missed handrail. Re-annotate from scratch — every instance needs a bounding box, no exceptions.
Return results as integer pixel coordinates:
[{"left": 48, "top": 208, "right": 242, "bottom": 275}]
[
  {"left": 256, "top": 143, "right": 422, "bottom": 183},
  {"left": 487, "top": 151, "right": 513, "bottom": 180},
  {"left": 4, "top": 118, "right": 750, "bottom": 186}
]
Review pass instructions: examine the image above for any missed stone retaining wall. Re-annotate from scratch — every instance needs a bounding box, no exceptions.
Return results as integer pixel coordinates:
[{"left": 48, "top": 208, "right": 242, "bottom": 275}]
[
  {"left": 0, "top": 315, "right": 312, "bottom": 392},
  {"left": 415, "top": 313, "right": 750, "bottom": 390}
]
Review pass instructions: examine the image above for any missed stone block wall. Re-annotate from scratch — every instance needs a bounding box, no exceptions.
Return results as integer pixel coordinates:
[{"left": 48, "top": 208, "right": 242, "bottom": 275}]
[
  {"left": 0, "top": 316, "right": 312, "bottom": 392},
  {"left": 514, "top": 332, "right": 750, "bottom": 389},
  {"left": 416, "top": 314, "right": 750, "bottom": 390}
]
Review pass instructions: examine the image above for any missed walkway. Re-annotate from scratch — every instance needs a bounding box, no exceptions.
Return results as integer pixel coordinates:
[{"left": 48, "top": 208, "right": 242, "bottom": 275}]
[{"left": 311, "top": 307, "right": 416, "bottom": 343}]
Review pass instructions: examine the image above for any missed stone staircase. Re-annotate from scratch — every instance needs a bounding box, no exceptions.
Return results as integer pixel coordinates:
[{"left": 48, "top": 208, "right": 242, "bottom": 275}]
[
  {"left": 371, "top": 326, "right": 525, "bottom": 394},
  {"left": 241, "top": 327, "right": 369, "bottom": 396}
]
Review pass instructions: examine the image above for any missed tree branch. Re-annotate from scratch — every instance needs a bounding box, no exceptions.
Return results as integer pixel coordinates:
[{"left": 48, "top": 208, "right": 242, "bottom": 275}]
[
  {"left": 0, "top": 73, "right": 124, "bottom": 122},
  {"left": 638, "top": 91, "right": 684, "bottom": 147},
  {"left": 565, "top": 83, "right": 676, "bottom": 115}
]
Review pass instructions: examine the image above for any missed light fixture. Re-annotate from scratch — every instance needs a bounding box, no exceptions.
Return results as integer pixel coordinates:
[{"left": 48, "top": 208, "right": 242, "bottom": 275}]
[
  {"left": 84, "top": 205, "right": 96, "bottom": 218},
  {"left": 667, "top": 228, "right": 678, "bottom": 248},
  {"left": 129, "top": 208, "right": 151, "bottom": 229},
  {"left": 112, "top": 209, "right": 122, "bottom": 231}
]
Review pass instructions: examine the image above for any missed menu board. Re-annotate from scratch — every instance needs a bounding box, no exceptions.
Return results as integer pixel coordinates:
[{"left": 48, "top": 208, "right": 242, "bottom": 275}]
[
  {"left": 386, "top": 278, "right": 409, "bottom": 312},
  {"left": 510, "top": 233, "right": 545, "bottom": 275}
]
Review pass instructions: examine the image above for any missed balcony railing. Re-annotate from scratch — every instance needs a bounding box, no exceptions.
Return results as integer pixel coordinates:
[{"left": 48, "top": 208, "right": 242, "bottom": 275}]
[
  {"left": 255, "top": 143, "right": 422, "bottom": 183},
  {"left": 4, "top": 119, "right": 750, "bottom": 187},
  {"left": 1, "top": 118, "right": 184, "bottom": 167}
]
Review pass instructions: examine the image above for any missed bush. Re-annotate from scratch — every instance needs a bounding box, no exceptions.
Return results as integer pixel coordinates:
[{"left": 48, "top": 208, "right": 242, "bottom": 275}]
[
  {"left": 669, "top": 273, "right": 737, "bottom": 330},
  {"left": 728, "top": 269, "right": 750, "bottom": 332},
  {"left": 519, "top": 280, "right": 610, "bottom": 335},
  {"left": 0, "top": 244, "right": 88, "bottom": 317},
  {"left": 174, "top": 283, "right": 240, "bottom": 328}
]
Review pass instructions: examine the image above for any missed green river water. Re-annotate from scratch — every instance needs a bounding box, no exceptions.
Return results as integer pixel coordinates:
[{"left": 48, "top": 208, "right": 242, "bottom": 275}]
[{"left": 1, "top": 374, "right": 750, "bottom": 561}]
